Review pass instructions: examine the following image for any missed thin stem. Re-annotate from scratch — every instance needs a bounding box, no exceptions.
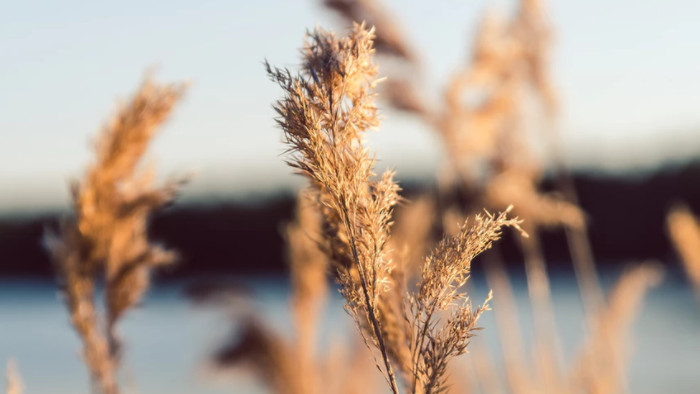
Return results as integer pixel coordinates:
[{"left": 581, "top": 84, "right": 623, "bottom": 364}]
[
  {"left": 410, "top": 301, "right": 437, "bottom": 394},
  {"left": 519, "top": 229, "right": 563, "bottom": 392},
  {"left": 483, "top": 249, "right": 531, "bottom": 394},
  {"left": 345, "top": 216, "right": 400, "bottom": 394}
]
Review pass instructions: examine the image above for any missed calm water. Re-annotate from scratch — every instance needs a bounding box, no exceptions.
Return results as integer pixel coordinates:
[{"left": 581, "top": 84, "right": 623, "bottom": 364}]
[{"left": 1, "top": 272, "right": 698, "bottom": 393}]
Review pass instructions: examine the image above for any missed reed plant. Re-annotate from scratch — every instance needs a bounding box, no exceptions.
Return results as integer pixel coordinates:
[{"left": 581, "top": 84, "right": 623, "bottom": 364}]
[
  {"left": 266, "top": 23, "right": 525, "bottom": 393},
  {"left": 321, "top": 1, "right": 662, "bottom": 393},
  {"left": 43, "top": 77, "right": 187, "bottom": 394},
  {"left": 10, "top": 1, "right": 685, "bottom": 393}
]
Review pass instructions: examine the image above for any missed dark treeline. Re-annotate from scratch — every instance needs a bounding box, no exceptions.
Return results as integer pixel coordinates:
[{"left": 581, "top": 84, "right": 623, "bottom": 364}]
[{"left": 2, "top": 161, "right": 700, "bottom": 279}]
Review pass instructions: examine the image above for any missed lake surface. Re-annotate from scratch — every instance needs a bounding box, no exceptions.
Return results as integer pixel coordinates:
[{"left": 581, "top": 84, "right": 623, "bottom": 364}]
[{"left": 1, "top": 271, "right": 699, "bottom": 393}]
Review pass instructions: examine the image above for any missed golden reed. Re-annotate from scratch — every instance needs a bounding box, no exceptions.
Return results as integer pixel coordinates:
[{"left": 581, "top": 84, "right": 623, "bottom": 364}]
[{"left": 43, "top": 78, "right": 187, "bottom": 394}]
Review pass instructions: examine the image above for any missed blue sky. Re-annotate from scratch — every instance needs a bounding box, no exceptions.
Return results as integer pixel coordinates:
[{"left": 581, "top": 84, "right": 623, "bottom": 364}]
[{"left": 2, "top": 0, "right": 700, "bottom": 212}]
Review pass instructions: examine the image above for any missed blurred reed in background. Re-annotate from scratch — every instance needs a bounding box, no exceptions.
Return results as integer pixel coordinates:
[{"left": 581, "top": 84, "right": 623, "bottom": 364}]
[{"left": 42, "top": 78, "right": 187, "bottom": 394}]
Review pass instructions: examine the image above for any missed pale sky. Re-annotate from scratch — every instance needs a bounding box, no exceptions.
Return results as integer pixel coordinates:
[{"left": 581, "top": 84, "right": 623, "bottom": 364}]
[{"left": 2, "top": 0, "right": 700, "bottom": 212}]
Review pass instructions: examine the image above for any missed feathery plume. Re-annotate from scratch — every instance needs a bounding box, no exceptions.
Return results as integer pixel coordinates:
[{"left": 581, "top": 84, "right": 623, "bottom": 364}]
[
  {"left": 267, "top": 23, "right": 401, "bottom": 393},
  {"left": 407, "top": 207, "right": 525, "bottom": 393},
  {"left": 269, "top": 23, "right": 524, "bottom": 394},
  {"left": 43, "top": 77, "right": 186, "bottom": 394}
]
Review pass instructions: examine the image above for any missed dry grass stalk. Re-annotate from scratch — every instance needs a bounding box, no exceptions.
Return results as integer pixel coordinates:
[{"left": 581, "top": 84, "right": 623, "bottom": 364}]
[
  {"left": 43, "top": 78, "right": 186, "bottom": 394},
  {"left": 316, "top": 3, "right": 651, "bottom": 394},
  {"left": 494, "top": 0, "right": 605, "bottom": 334},
  {"left": 205, "top": 192, "right": 330, "bottom": 394},
  {"left": 268, "top": 24, "right": 524, "bottom": 393},
  {"left": 407, "top": 207, "right": 525, "bottom": 393},
  {"left": 322, "top": 0, "right": 560, "bottom": 196},
  {"left": 572, "top": 263, "right": 663, "bottom": 394},
  {"left": 212, "top": 319, "right": 303, "bottom": 394},
  {"left": 515, "top": 226, "right": 566, "bottom": 393},
  {"left": 667, "top": 206, "right": 700, "bottom": 296},
  {"left": 468, "top": 345, "right": 504, "bottom": 394},
  {"left": 208, "top": 192, "right": 385, "bottom": 394},
  {"left": 467, "top": 261, "right": 661, "bottom": 394},
  {"left": 286, "top": 191, "right": 329, "bottom": 394},
  {"left": 365, "top": 197, "right": 437, "bottom": 380},
  {"left": 323, "top": 0, "right": 415, "bottom": 61},
  {"left": 455, "top": 4, "right": 599, "bottom": 389},
  {"left": 322, "top": 339, "right": 385, "bottom": 394},
  {"left": 321, "top": 0, "right": 427, "bottom": 117},
  {"left": 438, "top": 10, "right": 523, "bottom": 185},
  {"left": 482, "top": 250, "right": 534, "bottom": 394},
  {"left": 266, "top": 23, "right": 401, "bottom": 393},
  {"left": 5, "top": 360, "right": 22, "bottom": 394},
  {"left": 389, "top": 196, "right": 435, "bottom": 277},
  {"left": 511, "top": 0, "right": 557, "bottom": 114},
  {"left": 512, "top": 0, "right": 604, "bottom": 320},
  {"left": 485, "top": 169, "right": 585, "bottom": 230}
]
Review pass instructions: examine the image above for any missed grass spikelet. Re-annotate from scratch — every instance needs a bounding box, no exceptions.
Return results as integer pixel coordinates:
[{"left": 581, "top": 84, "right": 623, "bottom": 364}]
[
  {"left": 43, "top": 77, "right": 186, "bottom": 394},
  {"left": 376, "top": 196, "right": 438, "bottom": 377},
  {"left": 407, "top": 207, "right": 525, "bottom": 393}
]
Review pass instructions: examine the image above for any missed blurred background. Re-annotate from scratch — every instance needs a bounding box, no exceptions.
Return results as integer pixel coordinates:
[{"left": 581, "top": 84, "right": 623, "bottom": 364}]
[{"left": 1, "top": 0, "right": 700, "bottom": 393}]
